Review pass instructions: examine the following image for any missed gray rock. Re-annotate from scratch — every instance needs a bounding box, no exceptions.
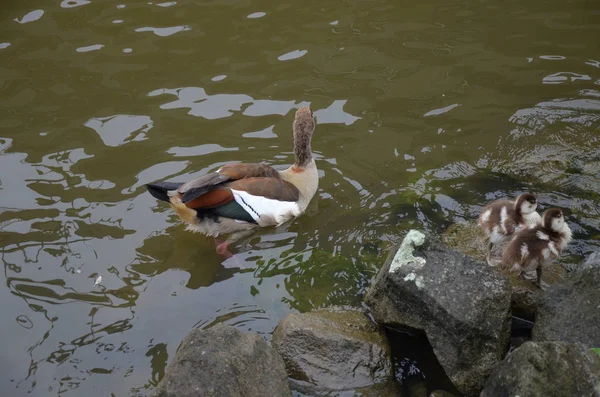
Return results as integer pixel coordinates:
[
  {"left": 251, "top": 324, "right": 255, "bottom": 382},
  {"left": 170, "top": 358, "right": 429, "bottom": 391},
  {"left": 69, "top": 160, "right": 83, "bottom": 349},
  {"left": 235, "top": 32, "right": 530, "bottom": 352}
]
[
  {"left": 365, "top": 230, "right": 511, "bottom": 397},
  {"left": 581, "top": 251, "right": 600, "bottom": 271},
  {"left": 429, "top": 390, "right": 459, "bottom": 397},
  {"left": 271, "top": 308, "right": 393, "bottom": 394},
  {"left": 290, "top": 378, "right": 401, "bottom": 397},
  {"left": 151, "top": 324, "right": 291, "bottom": 397},
  {"left": 480, "top": 341, "right": 600, "bottom": 397},
  {"left": 532, "top": 268, "right": 600, "bottom": 347}
]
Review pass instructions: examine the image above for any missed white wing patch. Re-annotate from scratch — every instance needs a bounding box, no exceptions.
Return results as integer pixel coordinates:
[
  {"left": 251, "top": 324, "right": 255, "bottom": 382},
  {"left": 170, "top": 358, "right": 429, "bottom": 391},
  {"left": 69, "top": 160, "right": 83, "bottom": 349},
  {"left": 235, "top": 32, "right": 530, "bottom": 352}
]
[
  {"left": 520, "top": 243, "right": 529, "bottom": 260},
  {"left": 536, "top": 230, "right": 550, "bottom": 240},
  {"left": 499, "top": 206, "right": 508, "bottom": 234},
  {"left": 558, "top": 223, "right": 573, "bottom": 250},
  {"left": 542, "top": 247, "right": 551, "bottom": 260},
  {"left": 480, "top": 209, "right": 492, "bottom": 225},
  {"left": 231, "top": 189, "right": 301, "bottom": 227},
  {"left": 524, "top": 211, "right": 542, "bottom": 226},
  {"left": 490, "top": 226, "right": 503, "bottom": 244},
  {"left": 548, "top": 241, "right": 559, "bottom": 257}
]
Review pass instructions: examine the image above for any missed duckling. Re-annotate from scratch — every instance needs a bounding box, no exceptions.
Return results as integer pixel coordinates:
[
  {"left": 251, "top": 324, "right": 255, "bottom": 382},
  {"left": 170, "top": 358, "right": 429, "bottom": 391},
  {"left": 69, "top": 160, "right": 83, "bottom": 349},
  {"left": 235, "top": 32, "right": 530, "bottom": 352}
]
[
  {"left": 478, "top": 193, "right": 542, "bottom": 265},
  {"left": 146, "top": 107, "right": 318, "bottom": 257},
  {"left": 501, "top": 208, "right": 572, "bottom": 290}
]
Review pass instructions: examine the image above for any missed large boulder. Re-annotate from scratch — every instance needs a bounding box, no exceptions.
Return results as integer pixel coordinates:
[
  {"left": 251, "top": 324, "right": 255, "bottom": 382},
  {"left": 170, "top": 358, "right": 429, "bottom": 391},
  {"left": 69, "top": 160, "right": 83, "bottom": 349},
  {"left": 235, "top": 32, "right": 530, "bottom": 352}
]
[
  {"left": 271, "top": 308, "right": 394, "bottom": 394},
  {"left": 151, "top": 324, "right": 291, "bottom": 397},
  {"left": 532, "top": 268, "right": 600, "bottom": 347},
  {"left": 480, "top": 341, "right": 600, "bottom": 397},
  {"left": 364, "top": 230, "right": 511, "bottom": 396},
  {"left": 442, "top": 221, "right": 566, "bottom": 317}
]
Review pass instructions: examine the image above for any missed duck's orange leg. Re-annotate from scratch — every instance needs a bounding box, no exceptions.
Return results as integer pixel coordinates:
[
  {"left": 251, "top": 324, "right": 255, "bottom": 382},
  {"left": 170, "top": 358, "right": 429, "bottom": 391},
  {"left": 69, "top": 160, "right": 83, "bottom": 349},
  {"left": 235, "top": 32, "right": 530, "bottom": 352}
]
[{"left": 214, "top": 236, "right": 233, "bottom": 259}]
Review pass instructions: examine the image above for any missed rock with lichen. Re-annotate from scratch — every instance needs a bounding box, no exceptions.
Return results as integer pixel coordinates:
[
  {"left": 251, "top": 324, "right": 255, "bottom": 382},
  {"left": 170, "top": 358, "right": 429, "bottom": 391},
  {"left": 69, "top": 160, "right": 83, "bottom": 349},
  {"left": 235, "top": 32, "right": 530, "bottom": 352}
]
[{"left": 364, "top": 230, "right": 511, "bottom": 396}]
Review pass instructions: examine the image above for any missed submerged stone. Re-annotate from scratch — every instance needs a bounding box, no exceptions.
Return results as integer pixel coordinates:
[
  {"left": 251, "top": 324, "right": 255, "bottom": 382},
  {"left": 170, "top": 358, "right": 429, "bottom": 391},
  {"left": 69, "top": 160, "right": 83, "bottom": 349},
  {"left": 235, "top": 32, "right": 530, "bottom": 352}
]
[{"left": 150, "top": 324, "right": 291, "bottom": 397}]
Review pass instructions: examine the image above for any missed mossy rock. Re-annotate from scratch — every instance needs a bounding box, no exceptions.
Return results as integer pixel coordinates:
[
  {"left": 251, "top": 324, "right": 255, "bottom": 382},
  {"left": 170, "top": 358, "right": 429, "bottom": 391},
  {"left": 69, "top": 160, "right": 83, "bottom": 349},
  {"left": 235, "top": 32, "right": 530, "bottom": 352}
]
[{"left": 272, "top": 308, "right": 393, "bottom": 392}]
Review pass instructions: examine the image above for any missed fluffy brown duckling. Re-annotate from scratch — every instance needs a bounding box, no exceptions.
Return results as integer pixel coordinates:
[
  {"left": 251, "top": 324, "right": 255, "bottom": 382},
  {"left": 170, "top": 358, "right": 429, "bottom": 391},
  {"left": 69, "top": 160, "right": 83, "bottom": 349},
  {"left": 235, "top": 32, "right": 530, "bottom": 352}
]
[
  {"left": 478, "top": 193, "right": 542, "bottom": 265},
  {"left": 501, "top": 208, "right": 572, "bottom": 290}
]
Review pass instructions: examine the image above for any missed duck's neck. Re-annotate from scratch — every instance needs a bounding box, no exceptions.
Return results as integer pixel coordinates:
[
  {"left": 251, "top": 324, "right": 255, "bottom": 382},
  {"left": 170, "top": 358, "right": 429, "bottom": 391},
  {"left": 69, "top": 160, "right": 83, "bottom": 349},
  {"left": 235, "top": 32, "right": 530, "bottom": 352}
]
[
  {"left": 279, "top": 159, "right": 318, "bottom": 210},
  {"left": 293, "top": 132, "right": 312, "bottom": 167}
]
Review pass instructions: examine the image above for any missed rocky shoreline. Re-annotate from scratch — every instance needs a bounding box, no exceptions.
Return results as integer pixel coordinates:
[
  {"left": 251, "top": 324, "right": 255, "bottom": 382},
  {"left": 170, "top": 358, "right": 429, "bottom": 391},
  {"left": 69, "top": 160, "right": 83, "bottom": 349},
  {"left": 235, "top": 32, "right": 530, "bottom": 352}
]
[{"left": 151, "top": 229, "right": 600, "bottom": 397}]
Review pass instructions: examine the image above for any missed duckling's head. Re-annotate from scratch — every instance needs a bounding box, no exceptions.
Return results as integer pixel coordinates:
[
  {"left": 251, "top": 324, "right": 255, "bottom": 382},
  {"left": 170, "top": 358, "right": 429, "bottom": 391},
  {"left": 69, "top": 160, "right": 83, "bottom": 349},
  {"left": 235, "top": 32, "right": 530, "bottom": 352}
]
[
  {"left": 292, "top": 107, "right": 315, "bottom": 166},
  {"left": 543, "top": 208, "right": 565, "bottom": 232},
  {"left": 516, "top": 193, "right": 538, "bottom": 215}
]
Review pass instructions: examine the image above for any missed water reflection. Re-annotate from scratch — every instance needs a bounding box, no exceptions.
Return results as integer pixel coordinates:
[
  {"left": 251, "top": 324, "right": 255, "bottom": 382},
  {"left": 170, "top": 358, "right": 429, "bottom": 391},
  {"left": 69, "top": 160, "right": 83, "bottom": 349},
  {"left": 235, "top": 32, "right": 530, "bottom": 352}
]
[
  {"left": 14, "top": 10, "right": 45, "bottom": 24},
  {"left": 76, "top": 44, "right": 104, "bottom": 53},
  {"left": 84, "top": 115, "right": 154, "bottom": 147},
  {"left": 134, "top": 26, "right": 191, "bottom": 37},
  {"left": 60, "top": 0, "right": 90, "bottom": 8},
  {"left": 147, "top": 86, "right": 362, "bottom": 123},
  {"left": 1, "top": 0, "right": 599, "bottom": 395}
]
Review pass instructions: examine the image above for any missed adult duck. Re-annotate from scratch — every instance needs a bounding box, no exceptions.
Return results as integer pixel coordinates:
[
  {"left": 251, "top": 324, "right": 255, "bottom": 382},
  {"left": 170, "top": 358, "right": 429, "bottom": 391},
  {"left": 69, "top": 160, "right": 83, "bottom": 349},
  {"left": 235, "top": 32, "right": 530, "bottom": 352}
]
[{"left": 146, "top": 107, "right": 318, "bottom": 256}]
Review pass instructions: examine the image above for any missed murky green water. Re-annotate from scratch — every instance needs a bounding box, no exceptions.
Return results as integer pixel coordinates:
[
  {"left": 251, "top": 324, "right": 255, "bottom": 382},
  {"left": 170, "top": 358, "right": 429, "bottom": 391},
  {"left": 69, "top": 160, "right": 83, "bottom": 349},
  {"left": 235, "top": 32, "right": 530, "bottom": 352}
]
[{"left": 1, "top": 0, "right": 599, "bottom": 395}]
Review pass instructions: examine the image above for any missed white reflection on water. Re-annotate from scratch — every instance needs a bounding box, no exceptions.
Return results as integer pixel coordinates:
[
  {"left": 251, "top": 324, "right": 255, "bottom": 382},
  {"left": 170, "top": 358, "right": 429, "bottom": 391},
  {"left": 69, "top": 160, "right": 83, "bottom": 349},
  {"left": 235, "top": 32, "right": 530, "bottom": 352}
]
[
  {"left": 148, "top": 87, "right": 361, "bottom": 125},
  {"left": 243, "top": 125, "right": 278, "bottom": 139},
  {"left": 313, "top": 100, "right": 361, "bottom": 125},
  {"left": 14, "top": 9, "right": 44, "bottom": 24},
  {"left": 76, "top": 44, "right": 104, "bottom": 53},
  {"left": 84, "top": 115, "right": 154, "bottom": 147},
  {"left": 61, "top": 0, "right": 91, "bottom": 8},
  {"left": 423, "top": 103, "right": 461, "bottom": 117},
  {"left": 509, "top": 98, "right": 600, "bottom": 132},
  {"left": 167, "top": 144, "right": 238, "bottom": 157},
  {"left": 135, "top": 25, "right": 191, "bottom": 37},
  {"left": 247, "top": 12, "right": 266, "bottom": 19},
  {"left": 277, "top": 49, "right": 308, "bottom": 61}
]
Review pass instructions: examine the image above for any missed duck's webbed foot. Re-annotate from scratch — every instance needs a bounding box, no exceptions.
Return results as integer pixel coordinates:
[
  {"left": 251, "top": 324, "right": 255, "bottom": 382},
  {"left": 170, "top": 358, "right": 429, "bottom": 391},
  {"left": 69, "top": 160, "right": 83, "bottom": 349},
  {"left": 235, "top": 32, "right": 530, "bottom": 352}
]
[
  {"left": 521, "top": 269, "right": 537, "bottom": 281},
  {"left": 536, "top": 267, "right": 549, "bottom": 291},
  {"left": 214, "top": 230, "right": 255, "bottom": 261},
  {"left": 522, "top": 268, "right": 548, "bottom": 290},
  {"left": 485, "top": 241, "right": 501, "bottom": 266},
  {"left": 215, "top": 239, "right": 233, "bottom": 259}
]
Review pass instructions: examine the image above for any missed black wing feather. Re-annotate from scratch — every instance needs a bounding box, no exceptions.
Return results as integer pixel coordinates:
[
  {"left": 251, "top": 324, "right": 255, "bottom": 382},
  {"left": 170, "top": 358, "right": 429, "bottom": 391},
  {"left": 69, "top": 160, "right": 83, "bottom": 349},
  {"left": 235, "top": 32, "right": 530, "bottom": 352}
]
[{"left": 146, "top": 182, "right": 183, "bottom": 202}]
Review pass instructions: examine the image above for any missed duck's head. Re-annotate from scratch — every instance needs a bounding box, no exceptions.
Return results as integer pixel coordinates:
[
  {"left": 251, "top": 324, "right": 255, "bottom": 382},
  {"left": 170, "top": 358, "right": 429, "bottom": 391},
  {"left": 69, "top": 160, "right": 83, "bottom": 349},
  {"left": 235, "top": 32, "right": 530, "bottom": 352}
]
[
  {"left": 516, "top": 193, "right": 538, "bottom": 215},
  {"left": 543, "top": 208, "right": 565, "bottom": 232},
  {"left": 292, "top": 107, "right": 315, "bottom": 167}
]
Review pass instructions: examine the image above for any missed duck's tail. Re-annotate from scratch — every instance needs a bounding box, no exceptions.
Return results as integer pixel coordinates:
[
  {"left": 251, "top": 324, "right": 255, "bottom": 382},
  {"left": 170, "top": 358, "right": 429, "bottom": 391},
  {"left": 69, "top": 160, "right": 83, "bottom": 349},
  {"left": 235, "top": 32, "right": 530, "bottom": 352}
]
[{"left": 145, "top": 182, "right": 183, "bottom": 203}]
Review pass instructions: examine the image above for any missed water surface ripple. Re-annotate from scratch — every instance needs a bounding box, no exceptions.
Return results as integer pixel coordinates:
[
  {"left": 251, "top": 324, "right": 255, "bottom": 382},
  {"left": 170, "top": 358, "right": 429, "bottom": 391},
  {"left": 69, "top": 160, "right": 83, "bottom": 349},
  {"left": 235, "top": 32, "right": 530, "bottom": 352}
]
[{"left": 1, "top": 0, "right": 599, "bottom": 395}]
